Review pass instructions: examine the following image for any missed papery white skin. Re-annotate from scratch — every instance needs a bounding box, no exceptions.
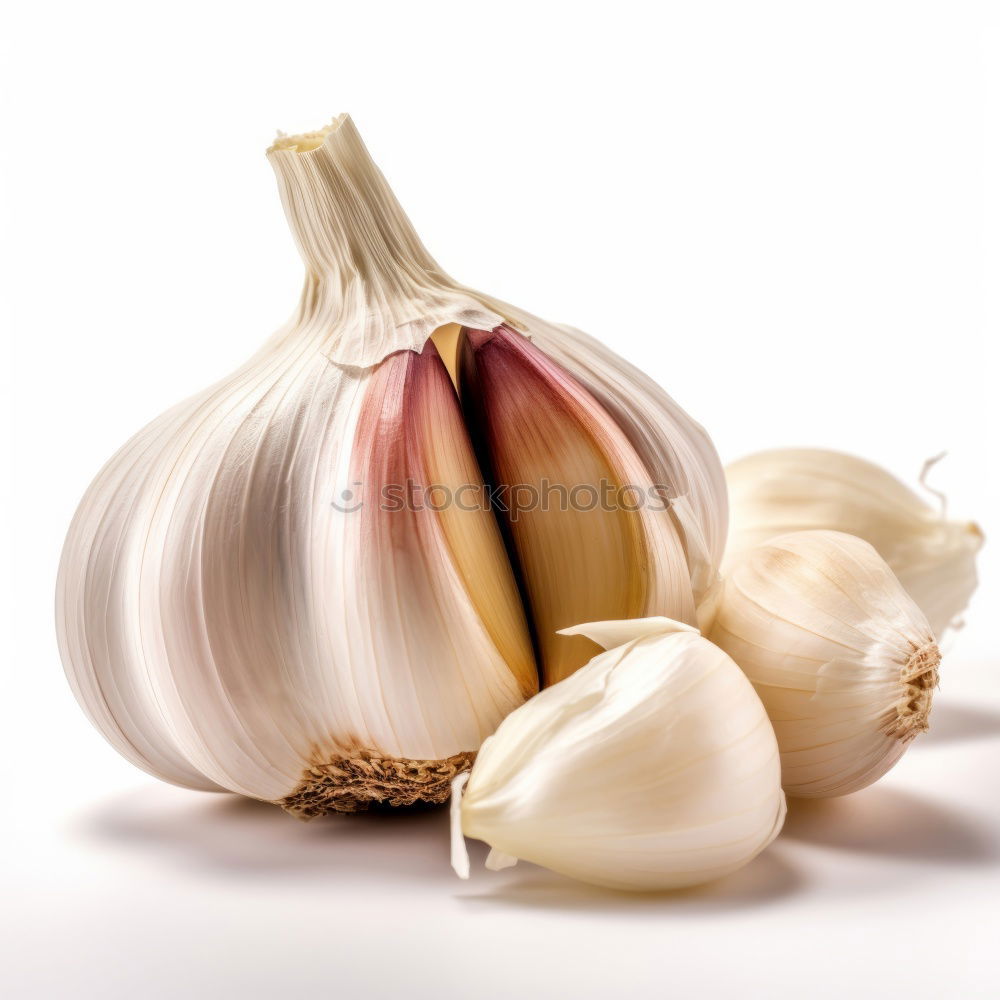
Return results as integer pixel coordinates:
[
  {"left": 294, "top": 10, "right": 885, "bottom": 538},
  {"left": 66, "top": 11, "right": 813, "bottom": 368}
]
[
  {"left": 725, "top": 448, "right": 982, "bottom": 638},
  {"left": 56, "top": 115, "right": 727, "bottom": 807},
  {"left": 57, "top": 325, "right": 536, "bottom": 800},
  {"left": 453, "top": 618, "right": 786, "bottom": 892},
  {"left": 711, "top": 530, "right": 941, "bottom": 798}
]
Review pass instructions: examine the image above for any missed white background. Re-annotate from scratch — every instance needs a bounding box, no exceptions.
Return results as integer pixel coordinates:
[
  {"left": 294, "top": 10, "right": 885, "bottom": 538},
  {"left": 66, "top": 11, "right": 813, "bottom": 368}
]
[{"left": 2, "top": 2, "right": 998, "bottom": 997}]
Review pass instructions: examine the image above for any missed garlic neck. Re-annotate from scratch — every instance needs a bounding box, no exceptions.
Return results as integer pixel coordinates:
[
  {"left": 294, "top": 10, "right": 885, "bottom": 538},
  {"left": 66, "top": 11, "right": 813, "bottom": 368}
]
[
  {"left": 269, "top": 114, "right": 441, "bottom": 295},
  {"left": 268, "top": 115, "right": 503, "bottom": 368}
]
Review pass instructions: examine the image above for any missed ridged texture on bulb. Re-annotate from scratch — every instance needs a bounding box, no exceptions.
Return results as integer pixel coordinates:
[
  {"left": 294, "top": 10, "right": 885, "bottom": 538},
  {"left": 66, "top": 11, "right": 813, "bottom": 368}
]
[
  {"left": 458, "top": 326, "right": 696, "bottom": 685},
  {"left": 57, "top": 114, "right": 728, "bottom": 812},
  {"left": 725, "top": 449, "right": 982, "bottom": 637},
  {"left": 454, "top": 618, "right": 785, "bottom": 891},
  {"left": 57, "top": 331, "right": 534, "bottom": 812},
  {"left": 711, "top": 530, "right": 940, "bottom": 798}
]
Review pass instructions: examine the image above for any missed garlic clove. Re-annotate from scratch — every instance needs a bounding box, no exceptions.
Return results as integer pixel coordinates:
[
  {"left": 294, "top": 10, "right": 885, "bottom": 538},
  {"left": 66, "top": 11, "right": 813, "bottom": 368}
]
[
  {"left": 458, "top": 325, "right": 697, "bottom": 686},
  {"left": 724, "top": 448, "right": 982, "bottom": 637},
  {"left": 711, "top": 529, "right": 940, "bottom": 798},
  {"left": 260, "top": 339, "right": 540, "bottom": 810},
  {"left": 425, "top": 400, "right": 540, "bottom": 700},
  {"left": 530, "top": 323, "right": 729, "bottom": 605},
  {"left": 56, "top": 411, "right": 226, "bottom": 793},
  {"left": 452, "top": 618, "right": 785, "bottom": 891}
]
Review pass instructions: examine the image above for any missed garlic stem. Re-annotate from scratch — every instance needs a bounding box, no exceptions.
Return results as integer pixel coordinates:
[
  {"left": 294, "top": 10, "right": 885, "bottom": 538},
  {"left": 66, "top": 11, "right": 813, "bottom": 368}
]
[
  {"left": 270, "top": 115, "right": 440, "bottom": 298},
  {"left": 267, "top": 115, "right": 505, "bottom": 368}
]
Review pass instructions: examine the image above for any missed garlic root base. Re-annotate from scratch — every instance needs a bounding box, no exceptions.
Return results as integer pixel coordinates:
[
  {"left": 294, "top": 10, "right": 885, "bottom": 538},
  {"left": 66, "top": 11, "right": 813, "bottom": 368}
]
[
  {"left": 280, "top": 751, "right": 476, "bottom": 818},
  {"left": 891, "top": 642, "right": 941, "bottom": 742}
]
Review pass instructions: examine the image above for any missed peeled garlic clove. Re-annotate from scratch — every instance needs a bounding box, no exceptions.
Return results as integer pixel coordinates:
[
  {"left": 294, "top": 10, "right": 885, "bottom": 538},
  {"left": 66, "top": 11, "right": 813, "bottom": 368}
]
[
  {"left": 452, "top": 618, "right": 785, "bottom": 892},
  {"left": 711, "top": 530, "right": 941, "bottom": 798},
  {"left": 725, "top": 448, "right": 982, "bottom": 637},
  {"left": 57, "top": 114, "right": 727, "bottom": 814},
  {"left": 458, "top": 326, "right": 696, "bottom": 685}
]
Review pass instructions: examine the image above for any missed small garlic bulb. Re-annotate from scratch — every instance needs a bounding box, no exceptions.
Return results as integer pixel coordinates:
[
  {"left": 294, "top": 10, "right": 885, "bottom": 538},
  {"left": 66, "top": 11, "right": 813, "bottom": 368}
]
[
  {"left": 56, "top": 115, "right": 727, "bottom": 815},
  {"left": 725, "top": 448, "right": 983, "bottom": 638},
  {"left": 711, "top": 530, "right": 941, "bottom": 798},
  {"left": 451, "top": 618, "right": 785, "bottom": 891}
]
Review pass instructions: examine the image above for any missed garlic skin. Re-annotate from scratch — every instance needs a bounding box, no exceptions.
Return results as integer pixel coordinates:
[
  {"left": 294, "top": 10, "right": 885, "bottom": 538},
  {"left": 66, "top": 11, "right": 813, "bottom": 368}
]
[
  {"left": 711, "top": 530, "right": 941, "bottom": 798},
  {"left": 725, "top": 448, "right": 982, "bottom": 638},
  {"left": 56, "top": 115, "right": 727, "bottom": 813},
  {"left": 452, "top": 618, "right": 785, "bottom": 891}
]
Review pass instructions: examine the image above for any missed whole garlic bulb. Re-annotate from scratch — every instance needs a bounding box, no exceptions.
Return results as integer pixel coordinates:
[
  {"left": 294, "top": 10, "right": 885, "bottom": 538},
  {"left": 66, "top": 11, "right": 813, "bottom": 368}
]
[
  {"left": 56, "top": 115, "right": 727, "bottom": 815},
  {"left": 725, "top": 448, "right": 982, "bottom": 638},
  {"left": 711, "top": 530, "right": 941, "bottom": 798},
  {"left": 451, "top": 618, "right": 785, "bottom": 891}
]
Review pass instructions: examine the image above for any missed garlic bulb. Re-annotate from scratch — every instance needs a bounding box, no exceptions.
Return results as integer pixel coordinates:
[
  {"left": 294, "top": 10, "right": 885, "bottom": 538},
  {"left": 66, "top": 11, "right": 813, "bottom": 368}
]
[
  {"left": 56, "top": 115, "right": 726, "bottom": 815},
  {"left": 725, "top": 448, "right": 982, "bottom": 637},
  {"left": 451, "top": 618, "right": 785, "bottom": 891},
  {"left": 711, "top": 530, "right": 941, "bottom": 798}
]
